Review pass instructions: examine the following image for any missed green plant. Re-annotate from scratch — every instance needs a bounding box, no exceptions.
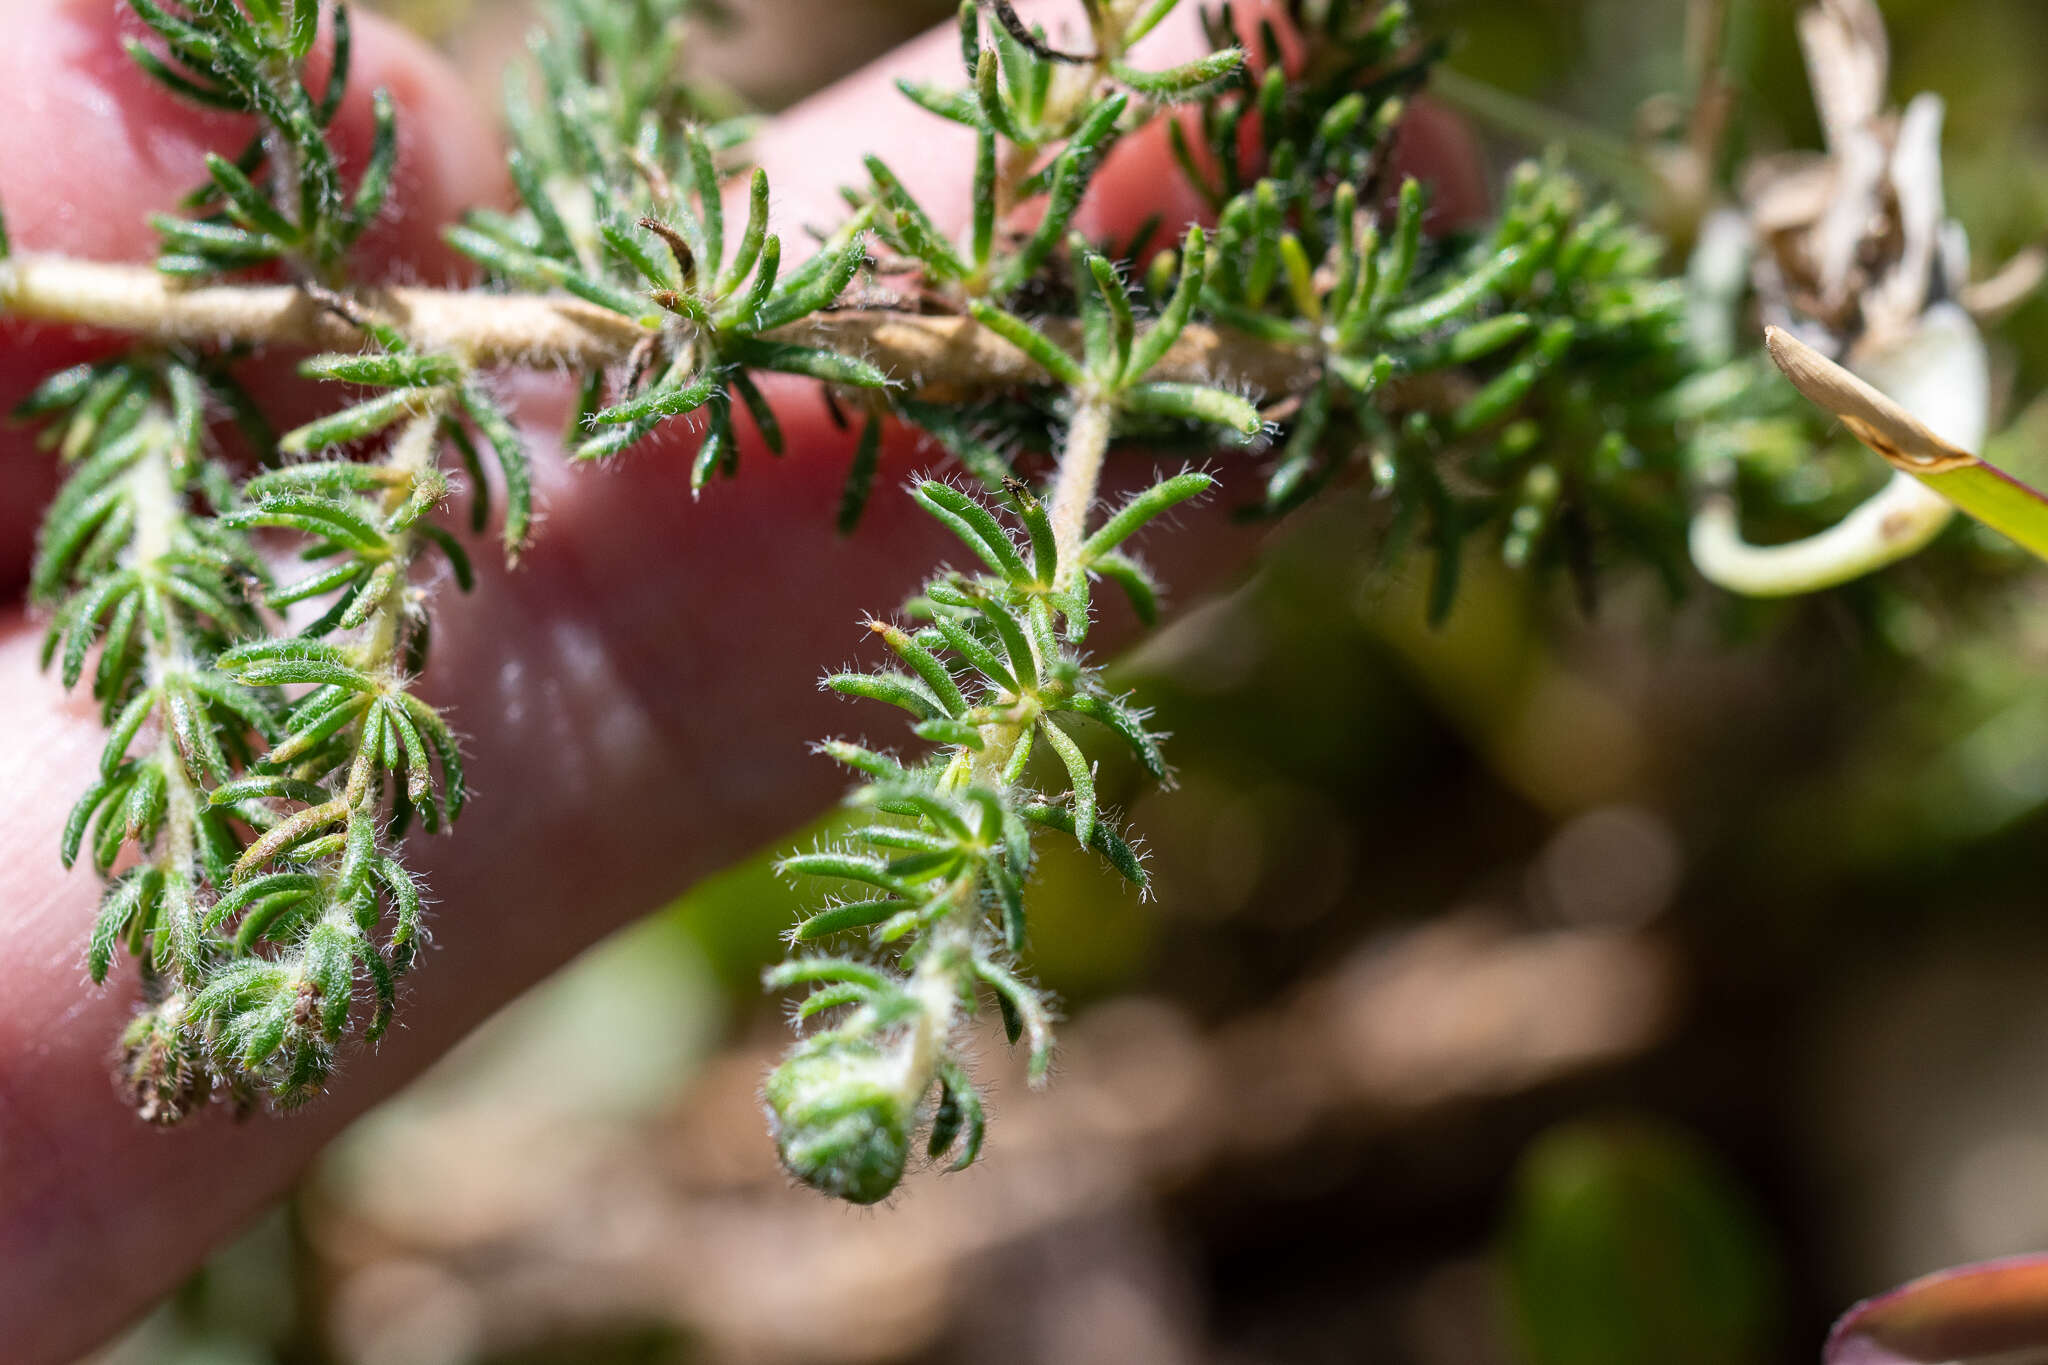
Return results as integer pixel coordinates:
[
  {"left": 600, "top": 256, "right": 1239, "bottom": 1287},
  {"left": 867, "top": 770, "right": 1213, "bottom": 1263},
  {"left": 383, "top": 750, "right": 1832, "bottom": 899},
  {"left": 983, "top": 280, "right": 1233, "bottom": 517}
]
[{"left": 5, "top": 0, "right": 2042, "bottom": 1206}]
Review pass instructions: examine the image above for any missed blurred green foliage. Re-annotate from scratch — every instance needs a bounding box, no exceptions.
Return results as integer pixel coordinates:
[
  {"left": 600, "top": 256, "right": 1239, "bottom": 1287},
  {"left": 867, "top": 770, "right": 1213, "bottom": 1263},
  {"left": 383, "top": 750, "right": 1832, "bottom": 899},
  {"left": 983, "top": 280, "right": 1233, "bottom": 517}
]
[{"left": 1504, "top": 1117, "right": 1782, "bottom": 1365}]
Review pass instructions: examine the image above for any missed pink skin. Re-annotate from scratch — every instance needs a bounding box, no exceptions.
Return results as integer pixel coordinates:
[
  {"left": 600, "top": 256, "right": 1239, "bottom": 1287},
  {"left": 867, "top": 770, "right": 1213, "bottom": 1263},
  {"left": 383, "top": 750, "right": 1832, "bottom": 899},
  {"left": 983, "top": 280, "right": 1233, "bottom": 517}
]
[{"left": 0, "top": 2, "right": 1482, "bottom": 1360}]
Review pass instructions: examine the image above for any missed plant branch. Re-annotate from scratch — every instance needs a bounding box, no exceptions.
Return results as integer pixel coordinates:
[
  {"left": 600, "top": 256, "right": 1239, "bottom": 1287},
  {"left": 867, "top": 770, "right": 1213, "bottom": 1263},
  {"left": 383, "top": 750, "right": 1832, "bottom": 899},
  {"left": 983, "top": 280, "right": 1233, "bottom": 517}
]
[
  {"left": 129, "top": 414, "right": 206, "bottom": 984},
  {"left": 357, "top": 410, "right": 441, "bottom": 673},
  {"left": 0, "top": 254, "right": 1339, "bottom": 401},
  {"left": 0, "top": 254, "right": 647, "bottom": 367},
  {"left": 1048, "top": 397, "right": 1115, "bottom": 589}
]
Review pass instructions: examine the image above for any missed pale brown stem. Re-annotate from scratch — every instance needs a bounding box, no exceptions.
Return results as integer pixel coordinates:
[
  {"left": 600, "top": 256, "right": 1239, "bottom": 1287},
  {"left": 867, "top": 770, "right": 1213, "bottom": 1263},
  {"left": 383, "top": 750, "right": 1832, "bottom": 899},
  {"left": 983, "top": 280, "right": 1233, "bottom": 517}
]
[
  {"left": 0, "top": 254, "right": 647, "bottom": 368},
  {"left": 1048, "top": 397, "right": 1115, "bottom": 590},
  {"left": 0, "top": 256, "right": 1332, "bottom": 401}
]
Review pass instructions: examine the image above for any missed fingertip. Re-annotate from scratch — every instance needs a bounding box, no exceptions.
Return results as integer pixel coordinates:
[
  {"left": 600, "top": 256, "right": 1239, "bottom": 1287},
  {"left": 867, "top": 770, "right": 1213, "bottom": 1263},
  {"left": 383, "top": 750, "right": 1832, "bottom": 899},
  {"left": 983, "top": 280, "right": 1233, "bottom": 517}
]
[
  {"left": 0, "top": 0, "right": 240, "bottom": 263},
  {"left": 0, "top": 0, "right": 500, "bottom": 278}
]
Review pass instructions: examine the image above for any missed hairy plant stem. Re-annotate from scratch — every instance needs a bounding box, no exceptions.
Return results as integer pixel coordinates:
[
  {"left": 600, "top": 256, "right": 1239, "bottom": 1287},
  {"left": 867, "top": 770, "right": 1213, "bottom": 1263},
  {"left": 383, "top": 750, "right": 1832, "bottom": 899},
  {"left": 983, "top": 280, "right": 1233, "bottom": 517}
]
[
  {"left": 0, "top": 254, "right": 1347, "bottom": 400},
  {"left": 895, "top": 730, "right": 1024, "bottom": 1087},
  {"left": 897, "top": 875, "right": 976, "bottom": 1107},
  {"left": 130, "top": 413, "right": 205, "bottom": 973},
  {"left": 890, "top": 390, "right": 1117, "bottom": 1102},
  {"left": 1047, "top": 396, "right": 1115, "bottom": 590},
  {"left": 232, "top": 409, "right": 441, "bottom": 899},
  {"left": 994, "top": 33, "right": 1114, "bottom": 217},
  {"left": 337, "top": 409, "right": 440, "bottom": 845},
  {"left": 357, "top": 410, "right": 439, "bottom": 674},
  {"left": 258, "top": 49, "right": 317, "bottom": 281}
]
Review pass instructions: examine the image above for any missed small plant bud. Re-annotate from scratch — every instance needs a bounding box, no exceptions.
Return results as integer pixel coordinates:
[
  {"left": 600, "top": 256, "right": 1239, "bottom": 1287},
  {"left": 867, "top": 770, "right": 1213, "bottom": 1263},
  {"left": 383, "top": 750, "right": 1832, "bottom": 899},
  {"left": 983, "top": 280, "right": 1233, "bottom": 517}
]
[
  {"left": 763, "top": 1040, "right": 914, "bottom": 1205},
  {"left": 118, "top": 996, "right": 209, "bottom": 1126}
]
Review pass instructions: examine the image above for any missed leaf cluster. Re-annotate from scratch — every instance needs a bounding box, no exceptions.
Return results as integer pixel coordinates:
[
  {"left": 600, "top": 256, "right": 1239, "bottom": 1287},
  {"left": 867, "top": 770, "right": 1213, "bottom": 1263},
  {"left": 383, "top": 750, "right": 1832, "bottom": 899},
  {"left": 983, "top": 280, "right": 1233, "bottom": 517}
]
[
  {"left": 764, "top": 472, "right": 1201, "bottom": 1202},
  {"left": 447, "top": 0, "right": 882, "bottom": 482},
  {"left": 133, "top": 0, "right": 394, "bottom": 277},
  {"left": 853, "top": 0, "right": 1699, "bottom": 617},
  {"left": 26, "top": 0, "right": 514, "bottom": 1116},
  {"left": 9, "top": 0, "right": 1810, "bottom": 1178},
  {"left": 29, "top": 344, "right": 465, "bottom": 1110}
]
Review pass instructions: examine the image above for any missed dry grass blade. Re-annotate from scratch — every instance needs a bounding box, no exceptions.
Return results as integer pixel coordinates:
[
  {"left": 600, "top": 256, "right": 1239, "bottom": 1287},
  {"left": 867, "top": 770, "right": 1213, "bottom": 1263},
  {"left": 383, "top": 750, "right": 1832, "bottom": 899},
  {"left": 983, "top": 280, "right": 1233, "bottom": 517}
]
[
  {"left": 1765, "top": 324, "right": 2048, "bottom": 564},
  {"left": 1764, "top": 325, "right": 1974, "bottom": 473}
]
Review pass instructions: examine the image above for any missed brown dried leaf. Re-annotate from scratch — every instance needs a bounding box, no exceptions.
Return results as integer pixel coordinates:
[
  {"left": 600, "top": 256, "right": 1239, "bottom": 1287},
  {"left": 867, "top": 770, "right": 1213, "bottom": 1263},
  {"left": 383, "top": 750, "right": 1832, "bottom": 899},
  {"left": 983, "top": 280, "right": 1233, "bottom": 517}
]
[{"left": 1764, "top": 325, "right": 1976, "bottom": 472}]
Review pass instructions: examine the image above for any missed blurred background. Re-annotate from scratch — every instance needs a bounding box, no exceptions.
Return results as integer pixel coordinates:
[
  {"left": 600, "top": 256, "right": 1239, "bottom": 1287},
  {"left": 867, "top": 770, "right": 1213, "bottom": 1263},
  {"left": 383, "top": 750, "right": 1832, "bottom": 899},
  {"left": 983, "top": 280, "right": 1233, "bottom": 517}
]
[{"left": 85, "top": 0, "right": 2048, "bottom": 1361}]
